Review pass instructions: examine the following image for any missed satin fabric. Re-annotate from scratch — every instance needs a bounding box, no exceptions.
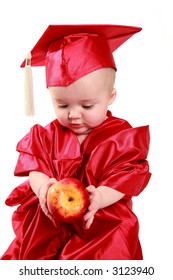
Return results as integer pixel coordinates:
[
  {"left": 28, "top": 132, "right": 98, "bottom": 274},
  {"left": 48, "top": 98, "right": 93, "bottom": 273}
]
[
  {"left": 46, "top": 33, "right": 116, "bottom": 86},
  {"left": 1, "top": 111, "right": 151, "bottom": 260}
]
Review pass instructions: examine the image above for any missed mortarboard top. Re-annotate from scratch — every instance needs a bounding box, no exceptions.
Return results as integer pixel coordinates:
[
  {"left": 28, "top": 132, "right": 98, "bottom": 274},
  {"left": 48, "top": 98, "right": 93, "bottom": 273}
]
[
  {"left": 21, "top": 24, "right": 142, "bottom": 68},
  {"left": 21, "top": 24, "right": 142, "bottom": 115}
]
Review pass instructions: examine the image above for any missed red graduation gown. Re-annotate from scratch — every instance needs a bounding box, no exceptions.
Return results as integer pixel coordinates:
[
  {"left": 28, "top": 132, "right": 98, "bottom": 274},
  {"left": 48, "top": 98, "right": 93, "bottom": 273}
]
[{"left": 1, "top": 111, "right": 151, "bottom": 260}]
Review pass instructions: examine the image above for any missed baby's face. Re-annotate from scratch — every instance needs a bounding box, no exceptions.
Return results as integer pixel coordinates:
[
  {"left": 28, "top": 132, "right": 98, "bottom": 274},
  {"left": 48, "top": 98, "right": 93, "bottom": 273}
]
[{"left": 49, "top": 68, "right": 116, "bottom": 136}]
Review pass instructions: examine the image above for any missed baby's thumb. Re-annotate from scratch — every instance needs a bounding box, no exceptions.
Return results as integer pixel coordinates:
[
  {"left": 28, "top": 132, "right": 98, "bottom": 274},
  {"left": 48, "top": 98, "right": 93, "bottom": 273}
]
[
  {"left": 49, "top": 178, "right": 58, "bottom": 185},
  {"left": 86, "top": 185, "right": 96, "bottom": 194}
]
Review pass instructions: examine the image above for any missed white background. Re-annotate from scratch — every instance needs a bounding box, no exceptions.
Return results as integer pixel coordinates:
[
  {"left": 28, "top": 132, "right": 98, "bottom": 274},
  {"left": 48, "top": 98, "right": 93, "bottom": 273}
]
[{"left": 0, "top": 0, "right": 172, "bottom": 278}]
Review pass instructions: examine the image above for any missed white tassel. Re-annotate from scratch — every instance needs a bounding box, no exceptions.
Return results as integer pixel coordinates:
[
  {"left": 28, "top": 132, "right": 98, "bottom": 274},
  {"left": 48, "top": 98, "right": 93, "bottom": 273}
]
[{"left": 24, "top": 53, "right": 35, "bottom": 116}]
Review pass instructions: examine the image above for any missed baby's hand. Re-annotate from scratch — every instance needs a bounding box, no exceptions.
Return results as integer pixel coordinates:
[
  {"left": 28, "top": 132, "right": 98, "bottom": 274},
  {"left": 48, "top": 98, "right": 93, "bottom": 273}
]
[
  {"left": 38, "top": 178, "right": 57, "bottom": 219},
  {"left": 83, "top": 185, "right": 102, "bottom": 229}
]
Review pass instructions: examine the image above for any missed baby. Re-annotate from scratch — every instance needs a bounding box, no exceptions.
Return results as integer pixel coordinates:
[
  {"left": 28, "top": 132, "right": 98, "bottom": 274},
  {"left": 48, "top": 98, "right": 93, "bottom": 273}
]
[
  {"left": 30, "top": 67, "right": 125, "bottom": 230},
  {"left": 1, "top": 24, "right": 151, "bottom": 260}
]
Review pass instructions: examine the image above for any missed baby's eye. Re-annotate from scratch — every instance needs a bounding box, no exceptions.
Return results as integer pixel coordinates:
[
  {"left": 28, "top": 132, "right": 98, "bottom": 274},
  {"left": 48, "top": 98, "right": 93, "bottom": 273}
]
[
  {"left": 57, "top": 105, "right": 68, "bottom": 109},
  {"left": 82, "top": 105, "right": 94, "bottom": 109}
]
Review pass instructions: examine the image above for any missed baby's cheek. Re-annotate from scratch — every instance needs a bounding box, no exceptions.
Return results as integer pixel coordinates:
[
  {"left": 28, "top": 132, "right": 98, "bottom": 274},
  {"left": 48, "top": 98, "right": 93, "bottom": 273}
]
[
  {"left": 56, "top": 114, "right": 66, "bottom": 125},
  {"left": 86, "top": 110, "right": 107, "bottom": 126}
]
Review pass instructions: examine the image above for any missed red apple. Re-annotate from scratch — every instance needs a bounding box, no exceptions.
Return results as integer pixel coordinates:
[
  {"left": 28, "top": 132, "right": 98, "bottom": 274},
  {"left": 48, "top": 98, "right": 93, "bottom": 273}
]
[{"left": 47, "top": 178, "right": 89, "bottom": 222}]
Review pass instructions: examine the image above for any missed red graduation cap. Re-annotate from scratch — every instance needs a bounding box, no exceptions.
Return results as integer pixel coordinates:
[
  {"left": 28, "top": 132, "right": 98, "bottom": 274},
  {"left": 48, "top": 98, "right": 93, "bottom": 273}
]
[{"left": 22, "top": 24, "right": 142, "bottom": 115}]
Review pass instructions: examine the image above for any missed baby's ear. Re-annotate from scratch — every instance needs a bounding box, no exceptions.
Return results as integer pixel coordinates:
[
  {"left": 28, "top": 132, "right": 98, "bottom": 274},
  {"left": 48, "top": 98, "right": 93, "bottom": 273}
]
[{"left": 109, "top": 88, "right": 116, "bottom": 105}]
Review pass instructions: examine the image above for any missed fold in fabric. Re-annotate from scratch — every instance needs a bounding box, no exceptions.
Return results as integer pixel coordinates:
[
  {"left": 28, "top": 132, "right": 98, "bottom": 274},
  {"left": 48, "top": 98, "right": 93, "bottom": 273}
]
[{"left": 1, "top": 111, "right": 151, "bottom": 260}]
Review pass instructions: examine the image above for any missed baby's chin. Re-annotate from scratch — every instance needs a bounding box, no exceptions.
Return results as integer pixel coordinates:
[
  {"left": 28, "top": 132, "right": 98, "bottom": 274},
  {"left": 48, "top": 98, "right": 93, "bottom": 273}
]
[{"left": 70, "top": 126, "right": 93, "bottom": 135}]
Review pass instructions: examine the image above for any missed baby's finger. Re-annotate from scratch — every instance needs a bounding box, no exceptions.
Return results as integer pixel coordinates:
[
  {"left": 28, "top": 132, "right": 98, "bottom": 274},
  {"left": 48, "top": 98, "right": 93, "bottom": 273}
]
[
  {"left": 40, "top": 199, "right": 51, "bottom": 218},
  {"left": 83, "top": 206, "right": 97, "bottom": 221},
  {"left": 83, "top": 209, "right": 92, "bottom": 221},
  {"left": 84, "top": 216, "right": 94, "bottom": 229}
]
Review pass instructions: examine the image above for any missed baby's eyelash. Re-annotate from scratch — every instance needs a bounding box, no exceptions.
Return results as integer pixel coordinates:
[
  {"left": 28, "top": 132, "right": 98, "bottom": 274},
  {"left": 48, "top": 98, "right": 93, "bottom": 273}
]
[
  {"left": 57, "top": 105, "right": 68, "bottom": 109},
  {"left": 55, "top": 104, "right": 94, "bottom": 110},
  {"left": 82, "top": 105, "right": 94, "bottom": 109}
]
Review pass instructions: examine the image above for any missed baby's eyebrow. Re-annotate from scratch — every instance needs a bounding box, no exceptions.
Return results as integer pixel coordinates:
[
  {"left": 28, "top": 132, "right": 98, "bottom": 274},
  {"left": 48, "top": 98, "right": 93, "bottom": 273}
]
[
  {"left": 54, "top": 98, "right": 66, "bottom": 102},
  {"left": 54, "top": 98, "right": 98, "bottom": 103},
  {"left": 80, "top": 98, "right": 98, "bottom": 102}
]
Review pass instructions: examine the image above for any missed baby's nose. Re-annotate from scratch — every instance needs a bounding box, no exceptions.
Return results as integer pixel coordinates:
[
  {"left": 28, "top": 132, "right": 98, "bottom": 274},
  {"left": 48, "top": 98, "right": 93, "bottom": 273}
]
[{"left": 68, "top": 109, "right": 81, "bottom": 119}]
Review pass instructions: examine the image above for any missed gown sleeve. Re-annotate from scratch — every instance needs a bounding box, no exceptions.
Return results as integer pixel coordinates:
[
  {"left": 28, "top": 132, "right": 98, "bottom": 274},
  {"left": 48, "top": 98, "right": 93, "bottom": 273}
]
[
  {"left": 14, "top": 123, "right": 55, "bottom": 178},
  {"left": 85, "top": 125, "right": 151, "bottom": 197}
]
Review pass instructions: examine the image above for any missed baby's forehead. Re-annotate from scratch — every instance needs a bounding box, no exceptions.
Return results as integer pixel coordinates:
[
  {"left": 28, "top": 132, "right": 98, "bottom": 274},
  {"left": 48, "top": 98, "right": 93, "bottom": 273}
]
[
  {"left": 49, "top": 67, "right": 115, "bottom": 98},
  {"left": 82, "top": 67, "right": 115, "bottom": 78},
  {"left": 71, "top": 67, "right": 116, "bottom": 88}
]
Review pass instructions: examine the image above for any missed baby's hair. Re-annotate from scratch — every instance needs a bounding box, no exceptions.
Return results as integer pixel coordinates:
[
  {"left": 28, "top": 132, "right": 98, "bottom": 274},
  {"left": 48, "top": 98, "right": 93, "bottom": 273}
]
[
  {"left": 106, "top": 67, "right": 116, "bottom": 91},
  {"left": 97, "top": 67, "right": 116, "bottom": 93}
]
